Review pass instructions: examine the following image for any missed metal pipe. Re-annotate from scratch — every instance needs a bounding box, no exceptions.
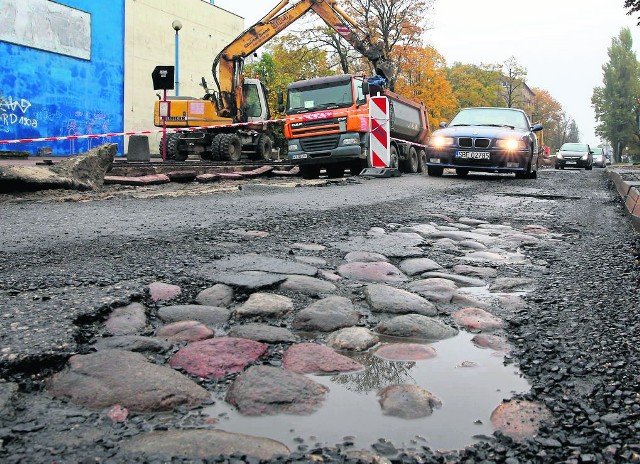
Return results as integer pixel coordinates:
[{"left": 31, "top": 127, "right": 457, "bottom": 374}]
[{"left": 175, "top": 30, "right": 180, "bottom": 96}]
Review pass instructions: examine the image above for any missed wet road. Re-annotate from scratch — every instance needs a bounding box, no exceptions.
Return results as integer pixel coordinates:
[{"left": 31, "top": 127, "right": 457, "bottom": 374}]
[{"left": 1, "top": 167, "right": 639, "bottom": 462}]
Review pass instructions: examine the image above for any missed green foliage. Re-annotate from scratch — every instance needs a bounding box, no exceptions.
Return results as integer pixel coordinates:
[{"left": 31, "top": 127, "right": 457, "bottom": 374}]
[
  {"left": 244, "top": 54, "right": 277, "bottom": 87},
  {"left": 447, "top": 62, "right": 502, "bottom": 110},
  {"left": 591, "top": 27, "right": 640, "bottom": 160}
]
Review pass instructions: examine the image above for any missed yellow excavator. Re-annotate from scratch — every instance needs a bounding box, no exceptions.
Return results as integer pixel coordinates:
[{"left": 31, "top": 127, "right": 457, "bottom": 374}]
[{"left": 154, "top": 0, "right": 393, "bottom": 162}]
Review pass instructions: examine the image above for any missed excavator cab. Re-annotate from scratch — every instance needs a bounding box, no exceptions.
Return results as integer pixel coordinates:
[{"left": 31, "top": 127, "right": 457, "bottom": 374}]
[{"left": 243, "top": 78, "right": 270, "bottom": 122}]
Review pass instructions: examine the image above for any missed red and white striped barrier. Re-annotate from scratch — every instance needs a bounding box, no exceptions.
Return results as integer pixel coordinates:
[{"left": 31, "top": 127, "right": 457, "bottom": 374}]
[
  {"left": 369, "top": 96, "right": 391, "bottom": 168},
  {"left": 0, "top": 119, "right": 287, "bottom": 145}
]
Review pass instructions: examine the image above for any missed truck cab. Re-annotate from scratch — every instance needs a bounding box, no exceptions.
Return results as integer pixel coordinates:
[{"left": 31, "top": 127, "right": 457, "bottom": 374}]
[
  {"left": 284, "top": 74, "right": 430, "bottom": 179},
  {"left": 284, "top": 74, "right": 371, "bottom": 178}
]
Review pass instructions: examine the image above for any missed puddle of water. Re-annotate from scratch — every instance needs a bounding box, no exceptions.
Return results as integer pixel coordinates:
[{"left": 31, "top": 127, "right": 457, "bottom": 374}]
[
  {"left": 202, "top": 331, "right": 529, "bottom": 453},
  {"left": 458, "top": 285, "right": 527, "bottom": 302}
]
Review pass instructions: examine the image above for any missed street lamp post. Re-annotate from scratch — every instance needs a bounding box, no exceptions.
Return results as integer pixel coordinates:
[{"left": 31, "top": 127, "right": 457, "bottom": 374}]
[{"left": 172, "top": 20, "right": 182, "bottom": 96}]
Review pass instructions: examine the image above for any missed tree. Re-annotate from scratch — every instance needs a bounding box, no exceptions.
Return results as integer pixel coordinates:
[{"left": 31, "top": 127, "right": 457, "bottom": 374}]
[
  {"left": 499, "top": 56, "right": 528, "bottom": 108},
  {"left": 566, "top": 119, "right": 580, "bottom": 143},
  {"left": 591, "top": 27, "right": 640, "bottom": 161},
  {"left": 345, "top": 0, "right": 434, "bottom": 90},
  {"left": 447, "top": 63, "right": 502, "bottom": 110},
  {"left": 625, "top": 0, "right": 640, "bottom": 24},
  {"left": 393, "top": 45, "right": 456, "bottom": 126},
  {"left": 531, "top": 88, "right": 566, "bottom": 151}
]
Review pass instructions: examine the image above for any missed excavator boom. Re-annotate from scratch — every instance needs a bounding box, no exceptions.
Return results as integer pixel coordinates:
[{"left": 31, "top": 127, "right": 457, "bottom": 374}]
[{"left": 213, "top": 0, "right": 394, "bottom": 121}]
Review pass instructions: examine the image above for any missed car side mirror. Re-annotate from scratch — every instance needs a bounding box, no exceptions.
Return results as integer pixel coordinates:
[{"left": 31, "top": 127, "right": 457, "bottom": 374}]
[
  {"left": 439, "top": 121, "right": 447, "bottom": 128},
  {"left": 277, "top": 92, "right": 284, "bottom": 113},
  {"left": 589, "top": 150, "right": 594, "bottom": 154},
  {"left": 531, "top": 123, "right": 543, "bottom": 132}
]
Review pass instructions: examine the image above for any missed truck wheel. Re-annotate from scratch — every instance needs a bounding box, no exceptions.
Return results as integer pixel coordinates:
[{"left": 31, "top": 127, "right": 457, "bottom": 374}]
[
  {"left": 255, "top": 135, "right": 273, "bottom": 161},
  {"left": 211, "top": 133, "right": 225, "bottom": 160},
  {"left": 427, "top": 166, "right": 444, "bottom": 177},
  {"left": 390, "top": 146, "right": 399, "bottom": 169},
  {"left": 406, "top": 147, "right": 419, "bottom": 173},
  {"left": 326, "top": 165, "right": 344, "bottom": 178},
  {"left": 159, "top": 133, "right": 181, "bottom": 160},
  {"left": 418, "top": 149, "right": 427, "bottom": 173},
  {"left": 220, "top": 134, "right": 242, "bottom": 162},
  {"left": 300, "top": 165, "right": 320, "bottom": 179}
]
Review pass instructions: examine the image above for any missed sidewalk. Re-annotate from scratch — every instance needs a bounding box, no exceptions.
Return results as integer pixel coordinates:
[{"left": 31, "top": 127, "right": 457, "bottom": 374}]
[{"left": 606, "top": 166, "right": 640, "bottom": 232}]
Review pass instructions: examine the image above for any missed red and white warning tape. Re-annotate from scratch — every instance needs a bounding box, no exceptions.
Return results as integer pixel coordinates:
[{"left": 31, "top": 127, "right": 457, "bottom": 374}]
[
  {"left": 0, "top": 119, "right": 287, "bottom": 145},
  {"left": 0, "top": 117, "right": 427, "bottom": 149}
]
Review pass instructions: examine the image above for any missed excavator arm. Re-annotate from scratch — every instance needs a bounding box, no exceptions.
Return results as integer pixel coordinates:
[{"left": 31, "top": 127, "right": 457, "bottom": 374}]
[{"left": 212, "top": 0, "right": 394, "bottom": 121}]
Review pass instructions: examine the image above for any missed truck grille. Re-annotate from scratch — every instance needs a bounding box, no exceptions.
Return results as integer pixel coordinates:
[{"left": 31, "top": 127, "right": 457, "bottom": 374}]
[
  {"left": 300, "top": 135, "right": 340, "bottom": 152},
  {"left": 300, "top": 118, "right": 339, "bottom": 128},
  {"left": 291, "top": 118, "right": 341, "bottom": 137},
  {"left": 458, "top": 137, "right": 491, "bottom": 148}
]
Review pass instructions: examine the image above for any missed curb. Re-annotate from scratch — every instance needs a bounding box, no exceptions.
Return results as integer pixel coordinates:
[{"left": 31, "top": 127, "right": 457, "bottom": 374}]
[{"left": 606, "top": 168, "right": 640, "bottom": 233}]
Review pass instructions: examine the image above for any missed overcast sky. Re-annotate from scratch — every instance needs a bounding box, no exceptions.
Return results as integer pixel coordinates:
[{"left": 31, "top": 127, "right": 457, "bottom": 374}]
[{"left": 213, "top": 0, "right": 640, "bottom": 145}]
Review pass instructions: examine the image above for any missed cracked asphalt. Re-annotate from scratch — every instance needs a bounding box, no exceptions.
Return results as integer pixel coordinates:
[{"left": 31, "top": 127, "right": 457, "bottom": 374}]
[{"left": 0, "top": 167, "right": 639, "bottom": 463}]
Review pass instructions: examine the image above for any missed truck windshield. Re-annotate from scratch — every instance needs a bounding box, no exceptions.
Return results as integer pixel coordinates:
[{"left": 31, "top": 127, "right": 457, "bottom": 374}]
[{"left": 287, "top": 80, "right": 354, "bottom": 114}]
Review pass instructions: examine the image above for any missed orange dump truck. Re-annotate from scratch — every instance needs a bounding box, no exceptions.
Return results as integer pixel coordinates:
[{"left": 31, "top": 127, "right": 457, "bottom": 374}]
[{"left": 283, "top": 74, "right": 430, "bottom": 178}]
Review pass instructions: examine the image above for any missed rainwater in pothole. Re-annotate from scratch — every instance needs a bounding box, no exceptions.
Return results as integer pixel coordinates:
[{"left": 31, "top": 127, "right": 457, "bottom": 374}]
[{"left": 202, "top": 330, "right": 530, "bottom": 452}]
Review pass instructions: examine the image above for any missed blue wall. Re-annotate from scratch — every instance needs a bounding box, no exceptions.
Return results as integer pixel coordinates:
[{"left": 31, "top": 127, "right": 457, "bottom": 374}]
[{"left": 0, "top": 0, "right": 125, "bottom": 156}]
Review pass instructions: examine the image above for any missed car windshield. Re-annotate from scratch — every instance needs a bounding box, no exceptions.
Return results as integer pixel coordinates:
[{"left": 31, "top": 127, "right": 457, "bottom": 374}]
[
  {"left": 592, "top": 148, "right": 603, "bottom": 154},
  {"left": 448, "top": 108, "right": 529, "bottom": 130},
  {"left": 560, "top": 143, "right": 588, "bottom": 152}
]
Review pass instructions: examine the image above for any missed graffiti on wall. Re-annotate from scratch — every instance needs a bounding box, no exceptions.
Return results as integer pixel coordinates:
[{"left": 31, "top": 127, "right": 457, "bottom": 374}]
[
  {"left": 0, "top": 0, "right": 91, "bottom": 60},
  {"left": 0, "top": 95, "right": 38, "bottom": 133},
  {"left": 0, "top": 0, "right": 124, "bottom": 155}
]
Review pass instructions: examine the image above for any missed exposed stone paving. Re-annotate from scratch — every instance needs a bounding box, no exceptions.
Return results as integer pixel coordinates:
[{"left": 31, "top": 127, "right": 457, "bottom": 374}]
[
  {"left": 113, "top": 219, "right": 535, "bottom": 452},
  {"left": 2, "top": 204, "right": 633, "bottom": 462}
]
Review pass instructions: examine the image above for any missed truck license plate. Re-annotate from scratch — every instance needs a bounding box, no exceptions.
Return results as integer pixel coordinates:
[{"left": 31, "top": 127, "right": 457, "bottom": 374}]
[
  {"left": 291, "top": 154, "right": 308, "bottom": 160},
  {"left": 456, "top": 151, "right": 490, "bottom": 160}
]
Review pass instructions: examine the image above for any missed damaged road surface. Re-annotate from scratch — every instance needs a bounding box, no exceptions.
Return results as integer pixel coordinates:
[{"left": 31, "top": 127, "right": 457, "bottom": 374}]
[{"left": 0, "top": 168, "right": 639, "bottom": 463}]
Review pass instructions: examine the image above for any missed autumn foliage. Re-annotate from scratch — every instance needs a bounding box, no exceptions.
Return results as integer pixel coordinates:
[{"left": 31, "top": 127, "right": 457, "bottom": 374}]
[{"left": 243, "top": 0, "right": 573, "bottom": 140}]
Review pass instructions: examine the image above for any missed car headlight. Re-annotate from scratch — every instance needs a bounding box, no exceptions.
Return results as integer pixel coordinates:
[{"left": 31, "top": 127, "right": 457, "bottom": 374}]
[
  {"left": 288, "top": 143, "right": 299, "bottom": 151},
  {"left": 581, "top": 154, "right": 588, "bottom": 160},
  {"left": 496, "top": 138, "right": 525, "bottom": 150},
  {"left": 342, "top": 137, "right": 359, "bottom": 146},
  {"left": 430, "top": 136, "right": 455, "bottom": 147},
  {"left": 556, "top": 153, "right": 564, "bottom": 159}
]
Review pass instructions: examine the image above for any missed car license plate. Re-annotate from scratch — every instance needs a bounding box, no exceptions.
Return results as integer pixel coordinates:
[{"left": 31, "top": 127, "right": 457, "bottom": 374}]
[
  {"left": 456, "top": 151, "right": 490, "bottom": 160},
  {"left": 291, "top": 154, "right": 308, "bottom": 160},
  {"left": 566, "top": 161, "right": 576, "bottom": 165}
]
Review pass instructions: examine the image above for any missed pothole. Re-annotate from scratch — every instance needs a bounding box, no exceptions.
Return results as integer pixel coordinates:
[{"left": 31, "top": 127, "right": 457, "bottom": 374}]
[
  {"left": 496, "top": 192, "right": 580, "bottom": 200},
  {"left": 202, "top": 330, "right": 529, "bottom": 452}
]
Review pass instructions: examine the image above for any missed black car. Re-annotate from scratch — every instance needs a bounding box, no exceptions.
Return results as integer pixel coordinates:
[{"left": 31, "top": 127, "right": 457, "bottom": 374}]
[
  {"left": 555, "top": 142, "right": 593, "bottom": 170},
  {"left": 425, "top": 107, "right": 543, "bottom": 178}
]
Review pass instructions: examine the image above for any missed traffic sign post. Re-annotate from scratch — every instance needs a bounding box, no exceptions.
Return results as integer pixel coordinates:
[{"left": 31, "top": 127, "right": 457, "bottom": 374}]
[{"left": 152, "top": 66, "right": 175, "bottom": 161}]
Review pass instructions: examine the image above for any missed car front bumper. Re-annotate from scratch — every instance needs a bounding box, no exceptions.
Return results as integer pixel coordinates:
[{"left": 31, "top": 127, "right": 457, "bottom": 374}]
[
  {"left": 425, "top": 148, "right": 530, "bottom": 172},
  {"left": 556, "top": 157, "right": 590, "bottom": 168},
  {"left": 287, "top": 133, "right": 364, "bottom": 166}
]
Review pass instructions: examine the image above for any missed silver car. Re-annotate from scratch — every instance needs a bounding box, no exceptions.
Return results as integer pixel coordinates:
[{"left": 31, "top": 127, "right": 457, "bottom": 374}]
[{"left": 591, "top": 147, "right": 606, "bottom": 168}]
